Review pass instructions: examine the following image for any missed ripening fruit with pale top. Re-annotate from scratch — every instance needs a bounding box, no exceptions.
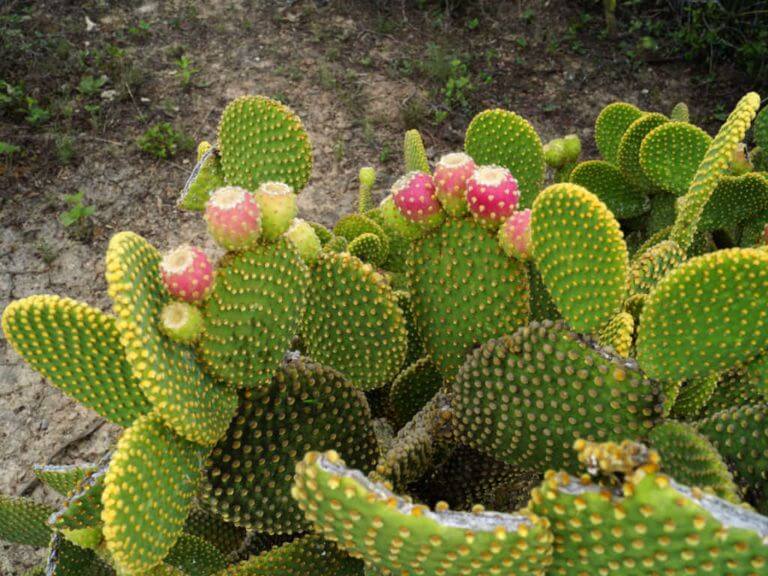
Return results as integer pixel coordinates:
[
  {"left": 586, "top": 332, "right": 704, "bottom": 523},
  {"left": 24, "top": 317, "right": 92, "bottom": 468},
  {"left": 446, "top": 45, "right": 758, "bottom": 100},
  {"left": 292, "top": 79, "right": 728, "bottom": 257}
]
[
  {"left": 159, "top": 244, "right": 214, "bottom": 303},
  {"left": 284, "top": 218, "right": 322, "bottom": 264},
  {"left": 159, "top": 301, "right": 204, "bottom": 343},
  {"left": 205, "top": 186, "right": 262, "bottom": 251},
  {"left": 466, "top": 165, "right": 520, "bottom": 227},
  {"left": 433, "top": 152, "right": 475, "bottom": 216},
  {"left": 379, "top": 195, "right": 423, "bottom": 240},
  {"left": 498, "top": 209, "right": 532, "bottom": 260},
  {"left": 254, "top": 181, "right": 298, "bottom": 242},
  {"left": 392, "top": 171, "right": 444, "bottom": 230}
]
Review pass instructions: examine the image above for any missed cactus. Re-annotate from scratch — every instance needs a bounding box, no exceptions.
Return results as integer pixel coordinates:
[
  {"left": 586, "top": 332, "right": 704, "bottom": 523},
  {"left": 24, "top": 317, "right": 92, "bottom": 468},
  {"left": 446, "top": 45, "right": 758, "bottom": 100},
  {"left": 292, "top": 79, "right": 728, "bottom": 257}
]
[
  {"left": 284, "top": 218, "right": 322, "bottom": 264},
  {"left": 159, "top": 244, "right": 215, "bottom": 303},
  {"left": 670, "top": 101, "right": 690, "bottom": 122},
  {"left": 697, "top": 172, "right": 768, "bottom": 231},
  {"left": 569, "top": 159, "right": 649, "bottom": 219},
  {"left": 253, "top": 181, "right": 298, "bottom": 242},
  {"left": 594, "top": 101, "right": 644, "bottom": 163},
  {"left": 204, "top": 187, "right": 262, "bottom": 251},
  {"left": 388, "top": 356, "right": 442, "bottom": 428},
  {"left": 357, "top": 166, "right": 376, "bottom": 213},
  {"left": 391, "top": 171, "right": 443, "bottom": 229},
  {"left": 178, "top": 141, "right": 225, "bottom": 212},
  {"left": 403, "top": 128, "right": 430, "bottom": 174},
  {"left": 498, "top": 208, "right": 532, "bottom": 260},
  {"left": 639, "top": 122, "right": 711, "bottom": 196},
  {"left": 433, "top": 151, "right": 475, "bottom": 215},
  {"left": 617, "top": 112, "right": 669, "bottom": 190},
  {"left": 466, "top": 165, "right": 520, "bottom": 227}
]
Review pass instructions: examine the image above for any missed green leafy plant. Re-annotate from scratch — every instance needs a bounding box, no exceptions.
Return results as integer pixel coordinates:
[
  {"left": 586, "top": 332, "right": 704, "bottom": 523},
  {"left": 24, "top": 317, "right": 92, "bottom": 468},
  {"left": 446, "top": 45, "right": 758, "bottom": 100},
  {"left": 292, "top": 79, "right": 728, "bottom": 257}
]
[
  {"left": 59, "top": 191, "right": 95, "bottom": 242},
  {"left": 137, "top": 122, "right": 194, "bottom": 159},
  {"left": 175, "top": 54, "right": 199, "bottom": 89},
  {"left": 77, "top": 75, "right": 107, "bottom": 98}
]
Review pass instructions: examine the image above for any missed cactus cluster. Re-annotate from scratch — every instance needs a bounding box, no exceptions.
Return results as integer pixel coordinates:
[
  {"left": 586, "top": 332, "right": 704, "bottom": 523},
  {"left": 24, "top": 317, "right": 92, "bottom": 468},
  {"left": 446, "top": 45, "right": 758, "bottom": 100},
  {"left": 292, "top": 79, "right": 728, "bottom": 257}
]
[{"left": 3, "top": 92, "right": 768, "bottom": 575}]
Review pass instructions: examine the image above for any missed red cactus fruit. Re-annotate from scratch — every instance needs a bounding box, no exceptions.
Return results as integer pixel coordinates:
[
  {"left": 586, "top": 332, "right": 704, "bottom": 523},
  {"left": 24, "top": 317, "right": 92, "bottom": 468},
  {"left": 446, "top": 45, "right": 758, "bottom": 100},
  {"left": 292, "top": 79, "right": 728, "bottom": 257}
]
[
  {"left": 205, "top": 186, "right": 262, "bottom": 251},
  {"left": 391, "top": 171, "right": 444, "bottom": 229},
  {"left": 466, "top": 165, "right": 520, "bottom": 227},
  {"left": 159, "top": 245, "right": 214, "bottom": 303},
  {"left": 498, "top": 209, "right": 532, "bottom": 260},
  {"left": 434, "top": 152, "right": 475, "bottom": 216}
]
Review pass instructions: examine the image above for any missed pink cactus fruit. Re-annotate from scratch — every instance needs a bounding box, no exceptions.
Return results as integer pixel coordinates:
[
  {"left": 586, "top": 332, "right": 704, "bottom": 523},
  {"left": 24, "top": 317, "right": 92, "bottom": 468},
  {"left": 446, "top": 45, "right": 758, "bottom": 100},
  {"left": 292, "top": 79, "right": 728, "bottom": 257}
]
[
  {"left": 433, "top": 152, "right": 475, "bottom": 216},
  {"left": 160, "top": 245, "right": 214, "bottom": 303},
  {"left": 391, "top": 171, "right": 444, "bottom": 229},
  {"left": 204, "top": 186, "right": 262, "bottom": 251},
  {"left": 498, "top": 209, "right": 532, "bottom": 260},
  {"left": 466, "top": 165, "right": 520, "bottom": 227}
]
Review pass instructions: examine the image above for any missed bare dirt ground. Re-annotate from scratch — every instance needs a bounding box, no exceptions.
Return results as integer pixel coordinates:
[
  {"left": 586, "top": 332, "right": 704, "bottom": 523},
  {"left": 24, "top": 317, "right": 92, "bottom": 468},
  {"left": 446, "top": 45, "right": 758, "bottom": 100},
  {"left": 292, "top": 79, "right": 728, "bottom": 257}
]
[{"left": 0, "top": 0, "right": 758, "bottom": 572}]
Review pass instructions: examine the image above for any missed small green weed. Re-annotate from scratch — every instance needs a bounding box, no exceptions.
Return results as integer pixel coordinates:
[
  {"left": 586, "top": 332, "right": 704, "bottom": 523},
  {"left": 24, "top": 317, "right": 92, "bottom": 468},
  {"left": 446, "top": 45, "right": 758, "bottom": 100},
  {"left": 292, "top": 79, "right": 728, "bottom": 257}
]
[{"left": 137, "top": 123, "right": 194, "bottom": 159}]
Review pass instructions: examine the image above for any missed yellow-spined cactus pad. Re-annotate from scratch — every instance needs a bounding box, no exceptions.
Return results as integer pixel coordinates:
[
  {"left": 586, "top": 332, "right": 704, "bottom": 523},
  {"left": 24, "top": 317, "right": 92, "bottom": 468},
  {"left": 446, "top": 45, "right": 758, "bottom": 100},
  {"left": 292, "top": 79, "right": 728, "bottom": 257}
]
[
  {"left": 594, "top": 102, "right": 643, "bottom": 164},
  {"left": 639, "top": 121, "right": 711, "bottom": 196}
]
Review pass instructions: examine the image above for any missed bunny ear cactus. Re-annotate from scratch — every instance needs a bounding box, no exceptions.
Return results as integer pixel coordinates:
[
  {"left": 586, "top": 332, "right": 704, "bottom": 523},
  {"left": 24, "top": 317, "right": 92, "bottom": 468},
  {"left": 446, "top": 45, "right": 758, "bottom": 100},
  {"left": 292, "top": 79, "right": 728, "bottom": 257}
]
[
  {"left": 403, "top": 128, "right": 431, "bottom": 174},
  {"left": 617, "top": 112, "right": 669, "bottom": 191},
  {"left": 670, "top": 101, "right": 690, "bottom": 122},
  {"left": 594, "top": 102, "right": 644, "bottom": 163},
  {"left": 639, "top": 122, "right": 712, "bottom": 196},
  {"left": 568, "top": 160, "right": 649, "bottom": 219}
]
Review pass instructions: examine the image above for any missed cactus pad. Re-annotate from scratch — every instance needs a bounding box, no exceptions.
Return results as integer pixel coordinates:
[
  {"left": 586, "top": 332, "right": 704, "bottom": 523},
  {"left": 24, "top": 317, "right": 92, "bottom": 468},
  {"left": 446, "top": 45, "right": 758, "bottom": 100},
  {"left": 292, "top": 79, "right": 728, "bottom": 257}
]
[
  {"left": 2, "top": 295, "right": 151, "bottom": 427},
  {"left": 617, "top": 112, "right": 669, "bottom": 190},
  {"left": 594, "top": 102, "right": 644, "bottom": 164},
  {"left": 453, "top": 321, "right": 662, "bottom": 473},
  {"left": 670, "top": 102, "right": 690, "bottom": 122},
  {"left": 106, "top": 232, "right": 237, "bottom": 445},
  {"left": 102, "top": 412, "right": 209, "bottom": 574},
  {"left": 629, "top": 239, "right": 686, "bottom": 295},
  {"left": 47, "top": 535, "right": 115, "bottom": 576},
  {"left": 569, "top": 160, "right": 649, "bottom": 219},
  {"left": 639, "top": 121, "right": 711, "bottom": 196},
  {"left": 403, "top": 129, "right": 430, "bottom": 174},
  {"left": 217, "top": 95, "right": 312, "bottom": 192},
  {"left": 388, "top": 356, "right": 442, "bottom": 428},
  {"left": 199, "top": 240, "right": 308, "bottom": 388},
  {"left": 202, "top": 358, "right": 378, "bottom": 532},
  {"left": 302, "top": 252, "right": 407, "bottom": 390},
  {"left": 698, "top": 172, "right": 768, "bottom": 231},
  {"left": 0, "top": 495, "right": 53, "bottom": 547},
  {"left": 293, "top": 450, "right": 554, "bottom": 576},
  {"left": 464, "top": 108, "right": 545, "bottom": 206},
  {"left": 532, "top": 183, "right": 629, "bottom": 334},
  {"left": 33, "top": 464, "right": 97, "bottom": 496},
  {"left": 164, "top": 534, "right": 227, "bottom": 576},
  {"left": 52, "top": 466, "right": 106, "bottom": 534},
  {"left": 597, "top": 311, "right": 634, "bottom": 357},
  {"left": 637, "top": 247, "right": 768, "bottom": 382},
  {"left": 754, "top": 105, "right": 768, "bottom": 150}
]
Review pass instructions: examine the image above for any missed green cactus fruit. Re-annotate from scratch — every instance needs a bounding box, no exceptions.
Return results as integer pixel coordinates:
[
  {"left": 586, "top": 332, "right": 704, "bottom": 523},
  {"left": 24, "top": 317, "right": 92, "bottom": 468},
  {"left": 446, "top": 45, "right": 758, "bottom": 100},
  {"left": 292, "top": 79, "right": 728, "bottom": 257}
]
[
  {"left": 366, "top": 205, "right": 411, "bottom": 273},
  {"left": 252, "top": 181, "right": 298, "bottom": 242},
  {"left": 292, "top": 450, "right": 554, "bottom": 576},
  {"left": 594, "top": 102, "right": 644, "bottom": 164},
  {"left": 639, "top": 121, "right": 712, "bottom": 196},
  {"left": 1, "top": 295, "right": 151, "bottom": 428},
  {"left": 403, "top": 128, "right": 431, "bottom": 174},
  {"left": 0, "top": 495, "right": 53, "bottom": 546},
  {"left": 284, "top": 218, "right": 322, "bottom": 265},
  {"left": 164, "top": 534, "right": 227, "bottom": 576},
  {"left": 348, "top": 232, "right": 387, "bottom": 266},
  {"left": 358, "top": 166, "right": 376, "bottom": 213},
  {"left": 671, "top": 92, "right": 761, "bottom": 250},
  {"left": 102, "top": 411, "right": 209, "bottom": 574},
  {"left": 617, "top": 112, "right": 669, "bottom": 190},
  {"left": 333, "top": 214, "right": 390, "bottom": 260},
  {"left": 543, "top": 138, "right": 566, "bottom": 168},
  {"left": 464, "top": 108, "right": 545, "bottom": 207},
  {"left": 629, "top": 239, "right": 686, "bottom": 296},
  {"left": 308, "top": 221, "right": 332, "bottom": 245},
  {"left": 670, "top": 101, "right": 690, "bottom": 122},
  {"left": 597, "top": 311, "right": 634, "bottom": 357},
  {"left": 649, "top": 420, "right": 741, "bottom": 502},
  {"left": 302, "top": 252, "right": 407, "bottom": 390},
  {"left": 696, "top": 404, "right": 768, "bottom": 513},
  {"left": 323, "top": 234, "right": 349, "bottom": 253},
  {"left": 33, "top": 464, "right": 97, "bottom": 496},
  {"left": 184, "top": 508, "right": 246, "bottom": 555},
  {"left": 569, "top": 160, "right": 650, "bottom": 219},
  {"left": 375, "top": 392, "right": 454, "bottom": 487},
  {"left": 702, "top": 369, "right": 764, "bottom": 417},
  {"left": 199, "top": 239, "right": 307, "bottom": 389},
  {"left": 530, "top": 441, "right": 768, "bottom": 576},
  {"left": 670, "top": 374, "right": 720, "bottom": 421},
  {"left": 48, "top": 535, "right": 115, "bottom": 576},
  {"left": 528, "top": 262, "right": 561, "bottom": 322},
  {"left": 562, "top": 134, "right": 582, "bottom": 163},
  {"left": 408, "top": 218, "right": 529, "bottom": 379},
  {"left": 106, "top": 232, "right": 237, "bottom": 444},
  {"left": 698, "top": 172, "right": 768, "bottom": 231},
  {"left": 532, "top": 183, "right": 629, "bottom": 334},
  {"left": 179, "top": 142, "right": 224, "bottom": 211},
  {"left": 388, "top": 356, "right": 442, "bottom": 429},
  {"left": 51, "top": 466, "right": 106, "bottom": 536},
  {"left": 217, "top": 95, "right": 312, "bottom": 192},
  {"left": 453, "top": 321, "right": 662, "bottom": 473},
  {"left": 393, "top": 290, "right": 425, "bottom": 365},
  {"left": 159, "top": 301, "right": 204, "bottom": 344},
  {"left": 202, "top": 358, "right": 378, "bottom": 533},
  {"left": 637, "top": 247, "right": 768, "bottom": 382},
  {"left": 219, "top": 535, "right": 363, "bottom": 576},
  {"left": 754, "top": 106, "right": 768, "bottom": 150}
]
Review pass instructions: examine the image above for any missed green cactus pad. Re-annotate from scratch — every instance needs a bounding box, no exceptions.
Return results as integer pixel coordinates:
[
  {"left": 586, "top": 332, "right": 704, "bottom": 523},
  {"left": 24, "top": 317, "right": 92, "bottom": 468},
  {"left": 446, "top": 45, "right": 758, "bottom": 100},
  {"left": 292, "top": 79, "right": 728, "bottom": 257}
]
[
  {"left": 2, "top": 295, "right": 151, "bottom": 428},
  {"left": 334, "top": 214, "right": 390, "bottom": 259},
  {"left": 530, "top": 452, "right": 768, "bottom": 576},
  {"left": 617, "top": 112, "right": 669, "bottom": 190},
  {"left": 0, "top": 495, "right": 53, "bottom": 546},
  {"left": 649, "top": 420, "right": 741, "bottom": 502},
  {"left": 323, "top": 234, "right": 348, "bottom": 253},
  {"left": 528, "top": 262, "right": 561, "bottom": 322},
  {"left": 33, "top": 464, "right": 98, "bottom": 496},
  {"left": 184, "top": 508, "right": 246, "bottom": 555},
  {"left": 165, "top": 534, "right": 227, "bottom": 576},
  {"left": 453, "top": 321, "right": 662, "bottom": 473},
  {"left": 348, "top": 232, "right": 387, "bottom": 266},
  {"left": 202, "top": 358, "right": 378, "bottom": 532},
  {"left": 403, "top": 129, "right": 430, "bottom": 173},
  {"left": 308, "top": 221, "right": 332, "bottom": 244},
  {"left": 639, "top": 121, "right": 712, "bottom": 196},
  {"left": 597, "top": 311, "right": 634, "bottom": 357},
  {"left": 293, "top": 450, "right": 554, "bottom": 576},
  {"left": 698, "top": 172, "right": 768, "bottom": 231},
  {"left": 671, "top": 92, "right": 761, "bottom": 249},
  {"left": 52, "top": 466, "right": 106, "bottom": 533},
  {"left": 647, "top": 193, "right": 678, "bottom": 235},
  {"left": 464, "top": 108, "right": 545, "bottom": 206},
  {"left": 102, "top": 412, "right": 209, "bottom": 574},
  {"left": 393, "top": 290, "right": 425, "bottom": 365},
  {"left": 366, "top": 206, "right": 411, "bottom": 274},
  {"left": 702, "top": 370, "right": 764, "bottom": 417},
  {"left": 532, "top": 183, "right": 629, "bottom": 334},
  {"left": 302, "top": 252, "right": 407, "bottom": 390},
  {"left": 670, "top": 374, "right": 720, "bottom": 421},
  {"left": 670, "top": 102, "right": 690, "bottom": 122},
  {"left": 219, "top": 535, "right": 363, "bottom": 576},
  {"left": 746, "top": 351, "right": 768, "bottom": 400},
  {"left": 696, "top": 404, "right": 768, "bottom": 513},
  {"left": 754, "top": 106, "right": 768, "bottom": 150},
  {"left": 199, "top": 240, "right": 308, "bottom": 389},
  {"left": 388, "top": 356, "right": 442, "bottom": 429},
  {"left": 407, "top": 218, "right": 530, "bottom": 380},
  {"left": 594, "top": 102, "right": 644, "bottom": 164},
  {"left": 637, "top": 247, "right": 768, "bottom": 382},
  {"left": 217, "top": 95, "right": 312, "bottom": 192},
  {"left": 106, "top": 232, "right": 237, "bottom": 445},
  {"left": 569, "top": 160, "right": 649, "bottom": 219},
  {"left": 48, "top": 536, "right": 115, "bottom": 576},
  {"left": 179, "top": 145, "right": 224, "bottom": 211},
  {"left": 629, "top": 239, "right": 686, "bottom": 296}
]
